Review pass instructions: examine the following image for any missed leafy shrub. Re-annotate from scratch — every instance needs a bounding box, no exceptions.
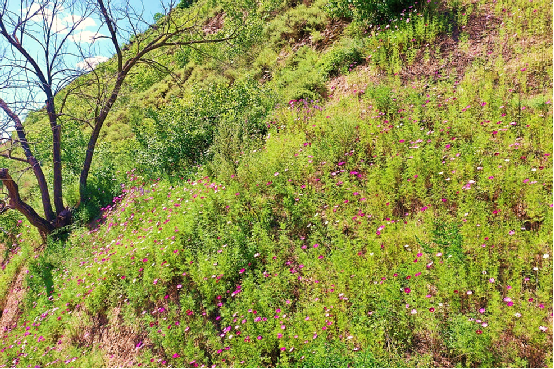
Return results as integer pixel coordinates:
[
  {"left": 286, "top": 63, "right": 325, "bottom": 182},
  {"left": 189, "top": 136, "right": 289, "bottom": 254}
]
[
  {"left": 131, "top": 80, "right": 276, "bottom": 176},
  {"left": 326, "top": 0, "right": 420, "bottom": 24},
  {"left": 319, "top": 38, "right": 364, "bottom": 77},
  {"left": 177, "top": 0, "right": 195, "bottom": 9},
  {"left": 0, "top": 210, "right": 22, "bottom": 250},
  {"left": 264, "top": 4, "right": 328, "bottom": 50},
  {"left": 273, "top": 46, "right": 328, "bottom": 101}
]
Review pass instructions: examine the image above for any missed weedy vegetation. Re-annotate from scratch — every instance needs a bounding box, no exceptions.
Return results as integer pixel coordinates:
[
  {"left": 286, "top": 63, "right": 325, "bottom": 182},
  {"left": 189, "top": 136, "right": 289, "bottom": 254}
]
[{"left": 0, "top": 0, "right": 551, "bottom": 367}]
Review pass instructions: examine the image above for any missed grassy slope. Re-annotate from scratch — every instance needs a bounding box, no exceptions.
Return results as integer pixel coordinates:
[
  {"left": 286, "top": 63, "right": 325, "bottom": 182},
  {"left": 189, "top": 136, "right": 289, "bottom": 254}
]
[{"left": 0, "top": 0, "right": 552, "bottom": 367}]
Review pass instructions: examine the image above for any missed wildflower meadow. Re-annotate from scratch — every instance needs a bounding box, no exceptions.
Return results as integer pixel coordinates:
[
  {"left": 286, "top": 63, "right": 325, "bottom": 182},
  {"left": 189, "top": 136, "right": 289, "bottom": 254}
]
[{"left": 0, "top": 0, "right": 552, "bottom": 367}]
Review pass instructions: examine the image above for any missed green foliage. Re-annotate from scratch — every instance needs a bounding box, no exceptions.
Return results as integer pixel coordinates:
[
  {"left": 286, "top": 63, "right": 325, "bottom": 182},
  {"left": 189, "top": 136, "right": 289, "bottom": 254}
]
[
  {"left": 177, "top": 0, "right": 195, "bottom": 9},
  {"left": 0, "top": 210, "right": 22, "bottom": 248},
  {"left": 293, "top": 341, "right": 382, "bottom": 367},
  {"left": 319, "top": 38, "right": 364, "bottom": 77},
  {"left": 326, "top": 0, "right": 420, "bottom": 24},
  {"left": 273, "top": 46, "right": 328, "bottom": 101},
  {"left": 130, "top": 80, "right": 276, "bottom": 175},
  {"left": 264, "top": 3, "right": 328, "bottom": 50}
]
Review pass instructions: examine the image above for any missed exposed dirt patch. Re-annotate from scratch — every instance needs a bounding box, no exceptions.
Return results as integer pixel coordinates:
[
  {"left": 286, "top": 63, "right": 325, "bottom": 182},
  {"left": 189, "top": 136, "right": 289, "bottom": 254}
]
[
  {"left": 410, "top": 332, "right": 454, "bottom": 367},
  {"left": 288, "top": 17, "right": 349, "bottom": 53},
  {"left": 0, "top": 266, "right": 26, "bottom": 334},
  {"left": 313, "top": 18, "right": 349, "bottom": 50},
  {"left": 492, "top": 327, "right": 553, "bottom": 368},
  {"left": 70, "top": 307, "right": 153, "bottom": 367},
  {"left": 328, "top": 4, "right": 546, "bottom": 98},
  {"left": 203, "top": 11, "right": 225, "bottom": 35},
  {"left": 327, "top": 65, "right": 382, "bottom": 100},
  {"left": 400, "top": 6, "right": 505, "bottom": 84}
]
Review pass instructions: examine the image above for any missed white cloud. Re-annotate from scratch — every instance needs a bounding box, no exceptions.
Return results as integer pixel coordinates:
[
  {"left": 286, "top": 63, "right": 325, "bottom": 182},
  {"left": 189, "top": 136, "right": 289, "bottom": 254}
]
[
  {"left": 62, "top": 15, "right": 97, "bottom": 30},
  {"left": 69, "top": 30, "right": 105, "bottom": 43},
  {"left": 25, "top": 4, "right": 66, "bottom": 32},
  {"left": 25, "top": 5, "right": 97, "bottom": 35},
  {"left": 76, "top": 56, "right": 109, "bottom": 71}
]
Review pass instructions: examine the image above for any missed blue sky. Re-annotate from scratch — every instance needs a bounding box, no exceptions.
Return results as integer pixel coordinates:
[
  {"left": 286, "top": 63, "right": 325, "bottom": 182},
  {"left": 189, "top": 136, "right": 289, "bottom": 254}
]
[{"left": 0, "top": 0, "right": 166, "bottom": 125}]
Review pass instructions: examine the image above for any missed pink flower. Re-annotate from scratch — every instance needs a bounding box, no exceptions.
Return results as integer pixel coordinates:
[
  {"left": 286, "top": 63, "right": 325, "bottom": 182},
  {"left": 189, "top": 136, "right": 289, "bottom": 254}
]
[{"left": 239, "top": 268, "right": 245, "bottom": 274}]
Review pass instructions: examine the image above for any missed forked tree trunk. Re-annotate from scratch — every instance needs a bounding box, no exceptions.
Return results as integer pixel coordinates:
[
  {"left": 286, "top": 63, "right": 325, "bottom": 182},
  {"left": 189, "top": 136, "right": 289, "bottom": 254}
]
[{"left": 0, "top": 169, "right": 54, "bottom": 236}]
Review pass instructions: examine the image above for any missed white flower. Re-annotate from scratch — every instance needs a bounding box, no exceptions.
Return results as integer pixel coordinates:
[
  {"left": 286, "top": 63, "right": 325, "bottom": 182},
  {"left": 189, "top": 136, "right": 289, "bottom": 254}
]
[{"left": 543, "top": 254, "right": 549, "bottom": 259}]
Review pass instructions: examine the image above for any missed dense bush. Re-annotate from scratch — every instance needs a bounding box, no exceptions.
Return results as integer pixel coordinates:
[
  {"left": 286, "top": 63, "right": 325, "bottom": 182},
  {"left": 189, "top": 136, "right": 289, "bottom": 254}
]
[
  {"left": 130, "top": 80, "right": 276, "bottom": 175},
  {"left": 325, "top": 0, "right": 421, "bottom": 23}
]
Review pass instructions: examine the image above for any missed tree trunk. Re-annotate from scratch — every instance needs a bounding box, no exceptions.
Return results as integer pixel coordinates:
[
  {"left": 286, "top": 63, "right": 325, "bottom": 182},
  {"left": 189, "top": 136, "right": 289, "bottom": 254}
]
[
  {"left": 0, "top": 98, "right": 56, "bottom": 222},
  {"left": 0, "top": 169, "right": 54, "bottom": 235},
  {"left": 79, "top": 71, "right": 128, "bottom": 205},
  {"left": 46, "top": 98, "right": 65, "bottom": 215}
]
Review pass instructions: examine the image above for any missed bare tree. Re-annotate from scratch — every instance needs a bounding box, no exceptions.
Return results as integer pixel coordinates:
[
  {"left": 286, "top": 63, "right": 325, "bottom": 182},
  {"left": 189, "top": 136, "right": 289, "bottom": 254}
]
[{"left": 0, "top": 0, "right": 246, "bottom": 237}]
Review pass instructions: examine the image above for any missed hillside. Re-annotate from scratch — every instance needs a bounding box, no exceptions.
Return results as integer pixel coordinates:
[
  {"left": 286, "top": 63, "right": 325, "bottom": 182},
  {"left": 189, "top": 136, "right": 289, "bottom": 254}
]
[{"left": 0, "top": 0, "right": 552, "bottom": 367}]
